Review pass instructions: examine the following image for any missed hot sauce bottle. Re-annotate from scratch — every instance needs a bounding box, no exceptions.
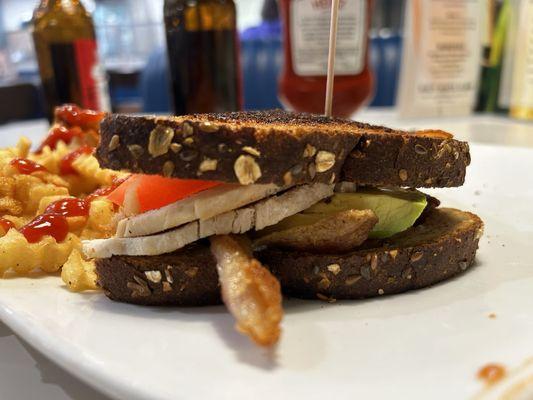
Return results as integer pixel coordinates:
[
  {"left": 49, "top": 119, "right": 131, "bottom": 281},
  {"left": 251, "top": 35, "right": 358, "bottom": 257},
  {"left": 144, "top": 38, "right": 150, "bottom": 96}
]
[
  {"left": 279, "top": 0, "right": 373, "bottom": 117},
  {"left": 32, "top": 0, "right": 110, "bottom": 121}
]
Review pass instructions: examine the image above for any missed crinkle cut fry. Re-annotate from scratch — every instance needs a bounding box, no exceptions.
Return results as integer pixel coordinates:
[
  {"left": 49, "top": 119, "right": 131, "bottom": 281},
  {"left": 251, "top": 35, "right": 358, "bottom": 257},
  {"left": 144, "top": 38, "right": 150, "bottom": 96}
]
[{"left": 210, "top": 235, "right": 283, "bottom": 347}]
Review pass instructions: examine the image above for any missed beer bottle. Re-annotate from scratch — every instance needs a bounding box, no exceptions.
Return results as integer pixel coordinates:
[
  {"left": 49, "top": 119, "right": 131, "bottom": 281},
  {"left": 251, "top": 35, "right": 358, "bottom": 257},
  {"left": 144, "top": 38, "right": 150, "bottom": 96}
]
[
  {"left": 32, "top": 0, "right": 110, "bottom": 121},
  {"left": 164, "top": 0, "right": 242, "bottom": 115}
]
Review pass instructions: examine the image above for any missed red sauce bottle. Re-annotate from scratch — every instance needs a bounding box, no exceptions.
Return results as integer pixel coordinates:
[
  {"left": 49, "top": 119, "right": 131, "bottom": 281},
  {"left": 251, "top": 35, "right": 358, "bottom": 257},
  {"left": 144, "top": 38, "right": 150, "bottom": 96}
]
[{"left": 278, "top": 0, "right": 373, "bottom": 118}]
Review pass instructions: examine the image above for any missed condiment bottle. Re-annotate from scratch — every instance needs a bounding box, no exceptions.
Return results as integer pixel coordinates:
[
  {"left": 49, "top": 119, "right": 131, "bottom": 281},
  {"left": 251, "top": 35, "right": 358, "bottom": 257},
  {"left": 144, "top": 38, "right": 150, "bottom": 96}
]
[
  {"left": 32, "top": 0, "right": 110, "bottom": 121},
  {"left": 164, "top": 0, "right": 243, "bottom": 115},
  {"left": 278, "top": 0, "right": 373, "bottom": 117}
]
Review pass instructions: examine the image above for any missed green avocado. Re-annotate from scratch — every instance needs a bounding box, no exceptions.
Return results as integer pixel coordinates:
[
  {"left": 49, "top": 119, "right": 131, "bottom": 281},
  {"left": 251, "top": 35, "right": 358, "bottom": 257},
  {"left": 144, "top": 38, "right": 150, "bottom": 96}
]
[{"left": 260, "top": 188, "right": 427, "bottom": 239}]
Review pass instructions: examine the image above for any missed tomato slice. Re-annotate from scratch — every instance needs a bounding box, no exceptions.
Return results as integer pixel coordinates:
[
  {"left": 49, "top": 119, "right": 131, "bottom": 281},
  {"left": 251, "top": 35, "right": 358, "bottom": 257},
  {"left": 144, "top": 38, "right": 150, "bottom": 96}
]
[{"left": 107, "top": 175, "right": 222, "bottom": 213}]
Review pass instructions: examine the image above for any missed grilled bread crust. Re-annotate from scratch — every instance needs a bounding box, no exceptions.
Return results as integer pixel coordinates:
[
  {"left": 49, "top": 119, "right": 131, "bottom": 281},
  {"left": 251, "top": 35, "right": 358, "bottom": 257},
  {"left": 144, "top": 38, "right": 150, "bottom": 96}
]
[
  {"left": 97, "top": 111, "right": 470, "bottom": 188},
  {"left": 95, "top": 208, "right": 483, "bottom": 306}
]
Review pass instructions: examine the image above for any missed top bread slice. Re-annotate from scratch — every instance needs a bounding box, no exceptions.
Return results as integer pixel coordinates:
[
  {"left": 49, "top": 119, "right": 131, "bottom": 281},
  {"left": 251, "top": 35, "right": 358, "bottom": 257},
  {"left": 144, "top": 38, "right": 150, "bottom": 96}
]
[{"left": 97, "top": 110, "right": 470, "bottom": 188}]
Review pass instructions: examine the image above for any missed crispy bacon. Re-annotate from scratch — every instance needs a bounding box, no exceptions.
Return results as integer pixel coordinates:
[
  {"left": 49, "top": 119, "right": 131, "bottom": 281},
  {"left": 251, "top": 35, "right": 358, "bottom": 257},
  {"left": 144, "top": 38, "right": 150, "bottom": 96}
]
[{"left": 210, "top": 235, "right": 283, "bottom": 346}]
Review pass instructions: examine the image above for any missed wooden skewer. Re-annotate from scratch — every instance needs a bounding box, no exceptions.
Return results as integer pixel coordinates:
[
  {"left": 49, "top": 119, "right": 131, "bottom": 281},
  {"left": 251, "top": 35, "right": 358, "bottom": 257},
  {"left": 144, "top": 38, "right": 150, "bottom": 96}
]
[{"left": 324, "top": 0, "right": 341, "bottom": 117}]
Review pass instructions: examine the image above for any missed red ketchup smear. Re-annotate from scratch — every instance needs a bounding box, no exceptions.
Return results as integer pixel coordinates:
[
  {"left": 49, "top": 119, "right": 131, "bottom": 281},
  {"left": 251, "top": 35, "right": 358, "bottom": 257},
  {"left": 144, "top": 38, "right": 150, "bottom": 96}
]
[
  {"left": 477, "top": 363, "right": 506, "bottom": 385},
  {"left": 17, "top": 177, "right": 126, "bottom": 243},
  {"left": 44, "top": 198, "right": 89, "bottom": 218},
  {"left": 19, "top": 214, "right": 69, "bottom": 244},
  {"left": 36, "top": 125, "right": 84, "bottom": 153},
  {"left": 59, "top": 145, "right": 94, "bottom": 175},
  {"left": 0, "top": 218, "right": 15, "bottom": 233},
  {"left": 10, "top": 158, "right": 47, "bottom": 175},
  {"left": 85, "top": 176, "right": 128, "bottom": 204},
  {"left": 55, "top": 104, "right": 104, "bottom": 129}
]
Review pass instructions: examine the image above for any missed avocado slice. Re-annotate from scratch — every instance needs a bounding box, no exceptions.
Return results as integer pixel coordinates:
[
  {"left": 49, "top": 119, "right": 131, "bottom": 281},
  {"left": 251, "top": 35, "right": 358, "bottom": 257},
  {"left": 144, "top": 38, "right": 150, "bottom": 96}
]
[{"left": 259, "top": 188, "right": 427, "bottom": 239}]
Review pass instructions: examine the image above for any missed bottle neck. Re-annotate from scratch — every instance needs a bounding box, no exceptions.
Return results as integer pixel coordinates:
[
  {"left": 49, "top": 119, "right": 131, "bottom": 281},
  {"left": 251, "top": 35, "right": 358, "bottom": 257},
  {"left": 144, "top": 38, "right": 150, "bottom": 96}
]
[{"left": 40, "top": 0, "right": 84, "bottom": 12}]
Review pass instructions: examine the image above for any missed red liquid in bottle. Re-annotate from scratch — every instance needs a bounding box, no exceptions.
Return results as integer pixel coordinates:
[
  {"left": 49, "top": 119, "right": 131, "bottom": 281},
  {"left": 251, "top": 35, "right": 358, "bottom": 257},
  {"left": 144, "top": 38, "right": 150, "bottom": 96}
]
[{"left": 278, "top": 0, "right": 373, "bottom": 118}]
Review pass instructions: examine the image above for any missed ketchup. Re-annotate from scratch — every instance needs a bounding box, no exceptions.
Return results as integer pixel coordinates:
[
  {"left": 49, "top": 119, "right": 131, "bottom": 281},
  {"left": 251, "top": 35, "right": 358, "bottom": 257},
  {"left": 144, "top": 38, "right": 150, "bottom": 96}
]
[
  {"left": 19, "top": 214, "right": 69, "bottom": 244},
  {"left": 85, "top": 176, "right": 128, "bottom": 204},
  {"left": 55, "top": 104, "right": 104, "bottom": 129},
  {"left": 278, "top": 0, "right": 373, "bottom": 117},
  {"left": 10, "top": 158, "right": 47, "bottom": 175},
  {"left": 59, "top": 145, "right": 94, "bottom": 175},
  {"left": 0, "top": 218, "right": 15, "bottom": 232},
  {"left": 44, "top": 198, "right": 89, "bottom": 218},
  {"left": 477, "top": 364, "right": 506, "bottom": 385},
  {"left": 15, "top": 175, "right": 125, "bottom": 243},
  {"left": 36, "top": 125, "right": 84, "bottom": 153}
]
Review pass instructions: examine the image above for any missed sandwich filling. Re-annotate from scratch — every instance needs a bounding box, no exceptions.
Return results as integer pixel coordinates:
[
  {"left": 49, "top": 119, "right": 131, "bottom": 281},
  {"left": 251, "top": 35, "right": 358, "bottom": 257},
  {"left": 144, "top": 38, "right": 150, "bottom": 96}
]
[{"left": 82, "top": 175, "right": 429, "bottom": 259}]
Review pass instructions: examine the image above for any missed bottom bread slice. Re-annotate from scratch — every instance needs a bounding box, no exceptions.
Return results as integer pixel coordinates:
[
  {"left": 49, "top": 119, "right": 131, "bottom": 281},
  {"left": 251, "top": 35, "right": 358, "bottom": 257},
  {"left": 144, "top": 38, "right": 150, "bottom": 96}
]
[{"left": 95, "top": 208, "right": 483, "bottom": 306}]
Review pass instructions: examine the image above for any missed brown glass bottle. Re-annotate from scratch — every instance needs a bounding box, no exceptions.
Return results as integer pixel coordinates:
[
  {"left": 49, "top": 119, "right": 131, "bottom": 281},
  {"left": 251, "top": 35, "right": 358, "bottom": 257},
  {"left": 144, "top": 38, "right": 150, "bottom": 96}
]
[
  {"left": 164, "top": 0, "right": 242, "bottom": 115},
  {"left": 32, "top": 0, "right": 110, "bottom": 121}
]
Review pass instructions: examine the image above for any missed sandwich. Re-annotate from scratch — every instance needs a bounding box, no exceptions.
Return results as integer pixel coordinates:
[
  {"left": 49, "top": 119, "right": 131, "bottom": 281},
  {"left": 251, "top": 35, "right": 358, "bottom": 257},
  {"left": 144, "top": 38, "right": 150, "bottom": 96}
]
[{"left": 83, "top": 110, "right": 483, "bottom": 346}]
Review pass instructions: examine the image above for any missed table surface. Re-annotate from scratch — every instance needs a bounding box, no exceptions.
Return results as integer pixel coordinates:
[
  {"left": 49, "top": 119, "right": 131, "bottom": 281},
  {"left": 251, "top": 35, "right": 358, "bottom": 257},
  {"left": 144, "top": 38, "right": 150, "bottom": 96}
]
[{"left": 0, "top": 110, "right": 531, "bottom": 400}]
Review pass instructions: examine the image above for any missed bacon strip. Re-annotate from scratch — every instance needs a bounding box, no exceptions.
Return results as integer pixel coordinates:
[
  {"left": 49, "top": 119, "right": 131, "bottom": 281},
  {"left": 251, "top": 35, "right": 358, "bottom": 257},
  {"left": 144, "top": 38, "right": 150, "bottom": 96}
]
[{"left": 210, "top": 235, "right": 283, "bottom": 346}]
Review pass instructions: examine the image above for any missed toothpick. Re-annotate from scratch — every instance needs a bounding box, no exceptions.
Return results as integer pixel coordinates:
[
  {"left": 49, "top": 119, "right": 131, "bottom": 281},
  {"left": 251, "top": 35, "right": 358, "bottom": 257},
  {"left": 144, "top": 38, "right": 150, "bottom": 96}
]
[{"left": 324, "top": 0, "right": 341, "bottom": 117}]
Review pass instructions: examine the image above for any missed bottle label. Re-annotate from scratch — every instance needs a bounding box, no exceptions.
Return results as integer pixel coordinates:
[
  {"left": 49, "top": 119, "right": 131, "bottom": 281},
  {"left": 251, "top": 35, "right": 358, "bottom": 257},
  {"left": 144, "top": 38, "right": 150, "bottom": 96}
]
[
  {"left": 510, "top": 0, "right": 533, "bottom": 119},
  {"left": 49, "top": 39, "right": 110, "bottom": 112},
  {"left": 397, "top": 0, "right": 483, "bottom": 117},
  {"left": 290, "top": 0, "right": 367, "bottom": 76}
]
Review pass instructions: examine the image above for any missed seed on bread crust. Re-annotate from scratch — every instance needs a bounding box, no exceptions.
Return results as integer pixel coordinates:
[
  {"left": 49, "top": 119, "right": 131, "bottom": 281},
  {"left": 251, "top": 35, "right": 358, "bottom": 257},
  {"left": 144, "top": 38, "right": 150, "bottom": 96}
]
[
  {"left": 315, "top": 151, "right": 336, "bottom": 172},
  {"left": 327, "top": 263, "right": 341, "bottom": 275},
  {"left": 162, "top": 282, "right": 172, "bottom": 292},
  {"left": 148, "top": 126, "right": 174, "bottom": 157},
  {"left": 318, "top": 277, "right": 331, "bottom": 290},
  {"left": 316, "top": 293, "right": 336, "bottom": 303},
  {"left": 108, "top": 135, "right": 120, "bottom": 151},
  {"left": 144, "top": 270, "right": 162, "bottom": 283},
  {"left": 242, "top": 146, "right": 261, "bottom": 157},
  {"left": 127, "top": 144, "right": 144, "bottom": 159},
  {"left": 165, "top": 266, "right": 174, "bottom": 283},
  {"left": 410, "top": 252, "right": 423, "bottom": 262},
  {"left": 162, "top": 161, "right": 175, "bottom": 177},
  {"left": 127, "top": 276, "right": 150, "bottom": 297},
  {"left": 308, "top": 162, "right": 316, "bottom": 179},
  {"left": 182, "top": 122, "right": 193, "bottom": 137},
  {"left": 415, "top": 144, "right": 427, "bottom": 155},
  {"left": 345, "top": 275, "right": 361, "bottom": 286},
  {"left": 303, "top": 144, "right": 317, "bottom": 158},
  {"left": 283, "top": 171, "right": 293, "bottom": 185},
  {"left": 199, "top": 158, "right": 218, "bottom": 173},
  {"left": 234, "top": 155, "right": 262, "bottom": 185},
  {"left": 399, "top": 169, "right": 408, "bottom": 181},
  {"left": 170, "top": 143, "right": 182, "bottom": 153},
  {"left": 185, "top": 267, "right": 199, "bottom": 278},
  {"left": 199, "top": 121, "right": 218, "bottom": 133}
]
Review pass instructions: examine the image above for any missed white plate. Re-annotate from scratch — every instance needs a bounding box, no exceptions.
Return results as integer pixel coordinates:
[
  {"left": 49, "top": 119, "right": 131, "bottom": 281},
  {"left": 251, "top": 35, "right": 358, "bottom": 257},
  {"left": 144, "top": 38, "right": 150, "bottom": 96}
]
[{"left": 1, "top": 138, "right": 533, "bottom": 399}]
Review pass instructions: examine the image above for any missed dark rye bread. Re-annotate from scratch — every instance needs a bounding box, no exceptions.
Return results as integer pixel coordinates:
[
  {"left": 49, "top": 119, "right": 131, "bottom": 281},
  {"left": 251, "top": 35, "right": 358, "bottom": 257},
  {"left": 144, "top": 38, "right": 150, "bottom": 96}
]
[
  {"left": 95, "top": 208, "right": 483, "bottom": 306},
  {"left": 95, "top": 242, "right": 221, "bottom": 306},
  {"left": 257, "top": 208, "right": 484, "bottom": 300},
  {"left": 97, "top": 110, "right": 470, "bottom": 188}
]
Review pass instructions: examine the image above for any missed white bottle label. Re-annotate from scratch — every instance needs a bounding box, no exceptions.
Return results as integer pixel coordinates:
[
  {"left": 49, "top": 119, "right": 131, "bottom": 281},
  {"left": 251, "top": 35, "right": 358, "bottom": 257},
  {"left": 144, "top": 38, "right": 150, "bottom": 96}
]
[
  {"left": 290, "top": 0, "right": 367, "bottom": 76},
  {"left": 397, "top": 0, "right": 483, "bottom": 117},
  {"left": 510, "top": 0, "right": 533, "bottom": 119}
]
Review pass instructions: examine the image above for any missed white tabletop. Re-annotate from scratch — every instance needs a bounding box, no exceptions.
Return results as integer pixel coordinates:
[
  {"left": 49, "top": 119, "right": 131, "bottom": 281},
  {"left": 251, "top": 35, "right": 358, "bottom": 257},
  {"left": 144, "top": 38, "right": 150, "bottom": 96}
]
[{"left": 0, "top": 110, "right": 531, "bottom": 400}]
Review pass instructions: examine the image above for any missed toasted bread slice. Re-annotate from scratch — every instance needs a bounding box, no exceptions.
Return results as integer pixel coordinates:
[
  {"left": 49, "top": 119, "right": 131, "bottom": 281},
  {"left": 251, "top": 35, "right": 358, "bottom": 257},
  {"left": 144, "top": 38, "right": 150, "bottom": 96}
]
[
  {"left": 258, "top": 208, "right": 483, "bottom": 300},
  {"left": 95, "top": 208, "right": 483, "bottom": 306},
  {"left": 97, "top": 111, "right": 470, "bottom": 188}
]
